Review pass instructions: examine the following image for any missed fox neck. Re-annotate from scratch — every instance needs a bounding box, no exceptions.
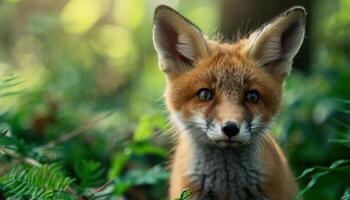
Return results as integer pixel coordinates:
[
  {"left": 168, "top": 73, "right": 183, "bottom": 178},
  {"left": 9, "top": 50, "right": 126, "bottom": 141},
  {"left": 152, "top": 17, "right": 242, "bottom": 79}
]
[{"left": 186, "top": 135, "right": 267, "bottom": 200}]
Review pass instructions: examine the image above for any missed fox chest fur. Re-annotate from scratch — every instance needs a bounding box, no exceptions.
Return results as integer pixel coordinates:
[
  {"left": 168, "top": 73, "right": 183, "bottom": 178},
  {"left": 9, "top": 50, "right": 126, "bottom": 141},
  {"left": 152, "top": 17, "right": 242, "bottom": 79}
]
[{"left": 186, "top": 143, "right": 268, "bottom": 200}]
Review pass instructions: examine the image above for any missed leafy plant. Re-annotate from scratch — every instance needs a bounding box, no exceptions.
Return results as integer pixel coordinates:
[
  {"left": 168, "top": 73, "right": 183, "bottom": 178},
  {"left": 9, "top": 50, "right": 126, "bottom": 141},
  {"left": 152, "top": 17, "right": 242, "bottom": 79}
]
[
  {"left": 296, "top": 159, "right": 350, "bottom": 199},
  {"left": 74, "top": 159, "right": 104, "bottom": 193},
  {"left": 113, "top": 165, "right": 169, "bottom": 196},
  {"left": 292, "top": 99, "right": 350, "bottom": 199},
  {"left": 174, "top": 189, "right": 192, "bottom": 200},
  {"left": 0, "top": 164, "right": 75, "bottom": 200},
  {"left": 341, "top": 187, "right": 350, "bottom": 200}
]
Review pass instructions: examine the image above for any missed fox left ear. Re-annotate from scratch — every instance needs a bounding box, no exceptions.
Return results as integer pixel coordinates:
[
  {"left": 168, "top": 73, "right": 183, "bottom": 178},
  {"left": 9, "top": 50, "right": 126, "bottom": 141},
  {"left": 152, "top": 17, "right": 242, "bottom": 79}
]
[
  {"left": 153, "top": 5, "right": 208, "bottom": 79},
  {"left": 244, "top": 7, "right": 306, "bottom": 78}
]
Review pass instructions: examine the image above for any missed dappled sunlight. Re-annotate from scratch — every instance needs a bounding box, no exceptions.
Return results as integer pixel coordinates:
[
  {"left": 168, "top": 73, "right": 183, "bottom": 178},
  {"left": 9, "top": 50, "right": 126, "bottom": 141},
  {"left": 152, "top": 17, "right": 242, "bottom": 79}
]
[
  {"left": 60, "top": 0, "right": 106, "bottom": 34},
  {"left": 113, "top": 0, "right": 145, "bottom": 30},
  {"left": 90, "top": 25, "right": 137, "bottom": 62}
]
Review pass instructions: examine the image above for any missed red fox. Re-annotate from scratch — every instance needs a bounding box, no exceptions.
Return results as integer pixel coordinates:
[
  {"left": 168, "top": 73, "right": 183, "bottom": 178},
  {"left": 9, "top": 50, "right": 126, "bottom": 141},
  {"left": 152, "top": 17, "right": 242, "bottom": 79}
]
[{"left": 153, "top": 5, "right": 305, "bottom": 200}]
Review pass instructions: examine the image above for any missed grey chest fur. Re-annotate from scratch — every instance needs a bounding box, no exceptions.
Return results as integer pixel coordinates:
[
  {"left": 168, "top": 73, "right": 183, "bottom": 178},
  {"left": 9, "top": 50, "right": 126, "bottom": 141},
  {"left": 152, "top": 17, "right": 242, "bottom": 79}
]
[{"left": 187, "top": 145, "right": 269, "bottom": 200}]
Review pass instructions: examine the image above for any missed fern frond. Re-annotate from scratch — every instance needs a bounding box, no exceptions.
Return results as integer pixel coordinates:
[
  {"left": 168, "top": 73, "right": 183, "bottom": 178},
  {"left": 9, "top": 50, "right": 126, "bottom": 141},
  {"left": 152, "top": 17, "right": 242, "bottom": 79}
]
[{"left": 1, "top": 164, "right": 76, "bottom": 200}]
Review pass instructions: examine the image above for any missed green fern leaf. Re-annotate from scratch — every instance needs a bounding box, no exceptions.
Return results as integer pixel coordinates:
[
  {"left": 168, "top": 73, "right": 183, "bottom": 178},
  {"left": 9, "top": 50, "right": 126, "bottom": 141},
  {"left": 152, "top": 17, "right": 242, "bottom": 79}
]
[{"left": 0, "top": 164, "right": 76, "bottom": 200}]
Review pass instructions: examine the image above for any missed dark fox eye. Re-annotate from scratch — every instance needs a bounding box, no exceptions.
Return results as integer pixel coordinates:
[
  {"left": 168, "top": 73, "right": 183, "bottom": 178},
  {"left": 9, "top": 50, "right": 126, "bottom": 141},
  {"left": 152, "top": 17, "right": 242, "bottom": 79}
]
[
  {"left": 197, "top": 88, "right": 213, "bottom": 101},
  {"left": 245, "top": 90, "right": 259, "bottom": 103}
]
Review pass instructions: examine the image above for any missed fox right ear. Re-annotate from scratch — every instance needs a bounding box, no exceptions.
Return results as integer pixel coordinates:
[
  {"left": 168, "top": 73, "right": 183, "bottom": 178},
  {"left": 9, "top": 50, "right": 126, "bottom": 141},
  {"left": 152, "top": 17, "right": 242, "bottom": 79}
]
[
  {"left": 153, "top": 5, "right": 208, "bottom": 78},
  {"left": 244, "top": 7, "right": 306, "bottom": 79}
]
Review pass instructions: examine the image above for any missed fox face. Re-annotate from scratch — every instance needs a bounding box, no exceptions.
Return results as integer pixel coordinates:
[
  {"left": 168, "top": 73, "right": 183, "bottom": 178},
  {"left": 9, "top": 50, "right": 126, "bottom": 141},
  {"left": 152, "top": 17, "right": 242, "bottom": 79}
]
[
  {"left": 153, "top": 6, "right": 305, "bottom": 148},
  {"left": 164, "top": 50, "right": 283, "bottom": 147}
]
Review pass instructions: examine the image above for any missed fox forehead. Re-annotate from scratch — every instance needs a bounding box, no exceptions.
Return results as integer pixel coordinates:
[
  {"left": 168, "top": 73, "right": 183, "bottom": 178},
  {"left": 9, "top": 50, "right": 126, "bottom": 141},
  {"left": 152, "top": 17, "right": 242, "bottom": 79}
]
[
  {"left": 168, "top": 41, "right": 280, "bottom": 95},
  {"left": 192, "top": 41, "right": 263, "bottom": 84}
]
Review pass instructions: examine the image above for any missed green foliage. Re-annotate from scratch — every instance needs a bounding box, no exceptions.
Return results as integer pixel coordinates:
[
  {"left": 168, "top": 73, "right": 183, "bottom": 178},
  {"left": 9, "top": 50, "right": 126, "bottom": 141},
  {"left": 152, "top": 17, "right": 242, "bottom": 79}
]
[
  {"left": 113, "top": 165, "right": 169, "bottom": 196},
  {"left": 0, "top": 164, "right": 75, "bottom": 200},
  {"left": 296, "top": 159, "right": 350, "bottom": 199},
  {"left": 174, "top": 189, "right": 192, "bottom": 200},
  {"left": 133, "top": 113, "right": 168, "bottom": 142},
  {"left": 74, "top": 159, "right": 104, "bottom": 192},
  {"left": 0, "top": 0, "right": 349, "bottom": 199},
  {"left": 341, "top": 187, "right": 350, "bottom": 200}
]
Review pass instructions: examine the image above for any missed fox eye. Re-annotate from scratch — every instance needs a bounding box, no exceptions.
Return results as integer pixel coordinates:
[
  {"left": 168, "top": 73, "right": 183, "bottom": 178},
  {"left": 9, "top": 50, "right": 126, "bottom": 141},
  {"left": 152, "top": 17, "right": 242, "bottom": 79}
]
[
  {"left": 245, "top": 90, "right": 259, "bottom": 103},
  {"left": 197, "top": 88, "right": 213, "bottom": 101}
]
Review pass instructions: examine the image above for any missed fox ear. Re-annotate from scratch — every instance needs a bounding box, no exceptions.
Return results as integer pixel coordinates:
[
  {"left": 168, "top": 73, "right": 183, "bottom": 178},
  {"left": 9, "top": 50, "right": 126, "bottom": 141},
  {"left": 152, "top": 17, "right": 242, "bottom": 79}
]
[
  {"left": 244, "top": 7, "right": 306, "bottom": 78},
  {"left": 153, "top": 5, "right": 208, "bottom": 78}
]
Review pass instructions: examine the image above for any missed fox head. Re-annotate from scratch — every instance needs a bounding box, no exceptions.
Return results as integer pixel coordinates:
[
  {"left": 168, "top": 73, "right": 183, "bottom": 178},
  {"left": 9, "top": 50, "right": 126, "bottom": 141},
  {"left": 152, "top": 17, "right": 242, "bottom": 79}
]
[{"left": 153, "top": 5, "right": 305, "bottom": 148}]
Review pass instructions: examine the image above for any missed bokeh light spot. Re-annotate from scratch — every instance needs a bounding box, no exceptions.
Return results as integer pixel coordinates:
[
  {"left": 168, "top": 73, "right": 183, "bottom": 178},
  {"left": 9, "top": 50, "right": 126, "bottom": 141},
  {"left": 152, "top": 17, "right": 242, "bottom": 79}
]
[
  {"left": 90, "top": 25, "right": 137, "bottom": 61},
  {"left": 60, "top": 0, "right": 104, "bottom": 34},
  {"left": 113, "top": 0, "right": 145, "bottom": 29}
]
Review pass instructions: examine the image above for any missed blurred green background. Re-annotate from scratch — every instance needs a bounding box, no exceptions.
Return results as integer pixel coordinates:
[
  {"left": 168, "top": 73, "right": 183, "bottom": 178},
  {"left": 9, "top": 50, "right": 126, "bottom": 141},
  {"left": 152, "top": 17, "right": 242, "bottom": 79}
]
[{"left": 0, "top": 0, "right": 350, "bottom": 199}]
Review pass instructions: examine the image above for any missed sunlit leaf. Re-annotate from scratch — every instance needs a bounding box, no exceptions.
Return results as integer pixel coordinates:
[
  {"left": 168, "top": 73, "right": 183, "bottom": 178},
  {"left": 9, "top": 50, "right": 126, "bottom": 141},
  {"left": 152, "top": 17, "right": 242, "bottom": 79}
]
[
  {"left": 133, "top": 113, "right": 167, "bottom": 142},
  {"left": 134, "top": 115, "right": 153, "bottom": 142},
  {"left": 108, "top": 151, "right": 131, "bottom": 180},
  {"left": 132, "top": 142, "right": 168, "bottom": 157},
  {"left": 175, "top": 189, "right": 192, "bottom": 200},
  {"left": 296, "top": 167, "right": 316, "bottom": 180},
  {"left": 341, "top": 187, "right": 350, "bottom": 200}
]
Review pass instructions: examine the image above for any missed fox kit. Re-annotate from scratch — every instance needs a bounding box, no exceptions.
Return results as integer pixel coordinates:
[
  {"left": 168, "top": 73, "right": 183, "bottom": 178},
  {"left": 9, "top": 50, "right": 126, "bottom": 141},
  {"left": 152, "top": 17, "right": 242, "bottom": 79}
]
[{"left": 153, "top": 5, "right": 305, "bottom": 200}]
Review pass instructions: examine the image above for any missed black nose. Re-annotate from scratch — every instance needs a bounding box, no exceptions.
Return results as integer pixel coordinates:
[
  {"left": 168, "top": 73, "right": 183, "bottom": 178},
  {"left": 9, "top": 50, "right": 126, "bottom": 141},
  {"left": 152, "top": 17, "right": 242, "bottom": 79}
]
[{"left": 222, "top": 122, "right": 240, "bottom": 137}]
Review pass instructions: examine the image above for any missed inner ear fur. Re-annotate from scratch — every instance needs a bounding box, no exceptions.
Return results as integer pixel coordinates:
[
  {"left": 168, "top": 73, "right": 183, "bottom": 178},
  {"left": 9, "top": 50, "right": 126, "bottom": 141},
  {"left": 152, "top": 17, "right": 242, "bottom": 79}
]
[
  {"left": 244, "top": 7, "right": 306, "bottom": 78},
  {"left": 153, "top": 5, "right": 208, "bottom": 78}
]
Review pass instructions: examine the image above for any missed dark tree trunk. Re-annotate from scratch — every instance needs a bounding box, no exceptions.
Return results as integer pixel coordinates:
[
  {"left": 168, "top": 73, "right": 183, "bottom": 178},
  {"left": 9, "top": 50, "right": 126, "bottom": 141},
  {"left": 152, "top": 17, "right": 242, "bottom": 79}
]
[{"left": 219, "top": 0, "right": 312, "bottom": 72}]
